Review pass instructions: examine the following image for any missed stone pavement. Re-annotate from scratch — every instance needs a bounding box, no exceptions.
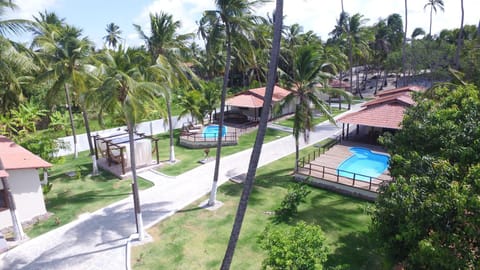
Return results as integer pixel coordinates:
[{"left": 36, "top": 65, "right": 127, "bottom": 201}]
[{"left": 0, "top": 104, "right": 362, "bottom": 270}]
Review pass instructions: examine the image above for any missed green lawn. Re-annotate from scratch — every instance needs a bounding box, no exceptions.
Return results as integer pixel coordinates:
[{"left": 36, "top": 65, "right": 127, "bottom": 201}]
[
  {"left": 273, "top": 108, "right": 347, "bottom": 128},
  {"left": 132, "top": 144, "right": 385, "bottom": 269},
  {"left": 25, "top": 151, "right": 154, "bottom": 238},
  {"left": 155, "top": 128, "right": 290, "bottom": 176}
]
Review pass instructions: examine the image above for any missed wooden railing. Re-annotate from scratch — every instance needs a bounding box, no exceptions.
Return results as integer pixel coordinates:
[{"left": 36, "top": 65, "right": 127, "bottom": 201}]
[
  {"left": 296, "top": 160, "right": 391, "bottom": 192},
  {"left": 179, "top": 131, "right": 238, "bottom": 148}
]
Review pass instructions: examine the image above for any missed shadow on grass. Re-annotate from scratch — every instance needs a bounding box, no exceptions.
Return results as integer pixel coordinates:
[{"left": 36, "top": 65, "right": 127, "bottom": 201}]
[
  {"left": 177, "top": 206, "right": 203, "bottom": 213},
  {"left": 325, "top": 231, "right": 386, "bottom": 270},
  {"left": 46, "top": 190, "right": 130, "bottom": 209}
]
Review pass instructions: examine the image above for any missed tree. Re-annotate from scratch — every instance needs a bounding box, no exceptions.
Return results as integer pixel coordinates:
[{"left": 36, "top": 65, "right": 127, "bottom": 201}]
[
  {"left": 258, "top": 222, "right": 329, "bottom": 270},
  {"left": 454, "top": 0, "right": 464, "bottom": 69},
  {"left": 0, "top": 0, "right": 33, "bottom": 36},
  {"left": 0, "top": 0, "right": 37, "bottom": 113},
  {"left": 372, "top": 84, "right": 480, "bottom": 269},
  {"left": 402, "top": 2, "right": 408, "bottom": 82},
  {"left": 95, "top": 47, "right": 161, "bottom": 241},
  {"left": 205, "top": 0, "right": 266, "bottom": 207},
  {"left": 424, "top": 0, "right": 445, "bottom": 37},
  {"left": 281, "top": 45, "right": 350, "bottom": 171},
  {"left": 346, "top": 13, "right": 370, "bottom": 97},
  {"left": 135, "top": 11, "right": 194, "bottom": 163},
  {"left": 220, "top": 1, "right": 282, "bottom": 268},
  {"left": 103, "top": 22, "right": 122, "bottom": 49},
  {"left": 33, "top": 18, "right": 93, "bottom": 159}
]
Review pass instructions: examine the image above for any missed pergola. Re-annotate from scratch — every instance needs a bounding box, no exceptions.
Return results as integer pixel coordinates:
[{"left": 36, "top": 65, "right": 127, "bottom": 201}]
[{"left": 93, "top": 131, "right": 159, "bottom": 175}]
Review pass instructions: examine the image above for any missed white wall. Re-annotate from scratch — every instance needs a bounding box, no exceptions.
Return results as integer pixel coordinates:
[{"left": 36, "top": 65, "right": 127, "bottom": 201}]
[
  {"left": 0, "top": 169, "right": 47, "bottom": 230},
  {"left": 55, "top": 115, "right": 191, "bottom": 157}
]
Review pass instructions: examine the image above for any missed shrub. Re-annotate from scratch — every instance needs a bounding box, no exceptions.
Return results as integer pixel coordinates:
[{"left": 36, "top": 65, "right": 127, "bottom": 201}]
[
  {"left": 275, "top": 182, "right": 311, "bottom": 222},
  {"left": 258, "top": 221, "right": 329, "bottom": 270}
]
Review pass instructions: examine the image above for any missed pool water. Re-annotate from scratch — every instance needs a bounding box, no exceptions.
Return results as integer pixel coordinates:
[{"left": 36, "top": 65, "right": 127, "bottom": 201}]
[
  {"left": 202, "top": 125, "right": 227, "bottom": 139},
  {"left": 337, "top": 147, "right": 389, "bottom": 182}
]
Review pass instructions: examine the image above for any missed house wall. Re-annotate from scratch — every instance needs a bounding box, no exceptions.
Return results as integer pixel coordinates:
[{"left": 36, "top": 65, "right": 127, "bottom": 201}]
[{"left": 0, "top": 169, "right": 47, "bottom": 230}]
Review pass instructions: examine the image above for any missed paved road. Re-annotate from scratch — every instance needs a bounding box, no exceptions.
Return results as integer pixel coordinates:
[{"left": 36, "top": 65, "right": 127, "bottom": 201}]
[{"left": 0, "top": 105, "right": 362, "bottom": 270}]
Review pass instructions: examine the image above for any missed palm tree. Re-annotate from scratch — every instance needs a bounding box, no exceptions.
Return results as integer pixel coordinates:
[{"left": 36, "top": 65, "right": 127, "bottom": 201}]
[
  {"left": 0, "top": 0, "right": 33, "bottom": 36},
  {"left": 203, "top": 0, "right": 266, "bottom": 207},
  {"left": 285, "top": 45, "right": 351, "bottom": 170},
  {"left": 424, "top": 0, "right": 445, "bottom": 37},
  {"left": 103, "top": 22, "right": 122, "bottom": 49},
  {"left": 347, "top": 13, "right": 370, "bottom": 98},
  {"left": 220, "top": 1, "right": 283, "bottom": 268},
  {"left": 0, "top": 0, "right": 37, "bottom": 113},
  {"left": 33, "top": 19, "right": 93, "bottom": 159},
  {"left": 454, "top": 0, "right": 464, "bottom": 69},
  {"left": 135, "top": 12, "right": 194, "bottom": 163},
  {"left": 402, "top": 0, "right": 408, "bottom": 83},
  {"left": 95, "top": 47, "right": 161, "bottom": 241}
]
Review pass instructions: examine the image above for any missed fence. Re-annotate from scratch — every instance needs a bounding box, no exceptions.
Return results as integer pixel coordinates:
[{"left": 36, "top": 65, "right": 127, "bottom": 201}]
[
  {"left": 296, "top": 161, "right": 391, "bottom": 192},
  {"left": 179, "top": 131, "right": 238, "bottom": 149}
]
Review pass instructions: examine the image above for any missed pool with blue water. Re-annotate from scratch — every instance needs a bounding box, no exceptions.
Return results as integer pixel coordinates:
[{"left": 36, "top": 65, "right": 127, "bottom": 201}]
[
  {"left": 202, "top": 125, "right": 227, "bottom": 139},
  {"left": 337, "top": 147, "right": 389, "bottom": 181}
]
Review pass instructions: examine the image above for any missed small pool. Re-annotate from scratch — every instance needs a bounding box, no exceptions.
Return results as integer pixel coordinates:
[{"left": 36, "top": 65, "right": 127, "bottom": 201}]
[
  {"left": 202, "top": 125, "right": 227, "bottom": 139},
  {"left": 337, "top": 147, "right": 389, "bottom": 182}
]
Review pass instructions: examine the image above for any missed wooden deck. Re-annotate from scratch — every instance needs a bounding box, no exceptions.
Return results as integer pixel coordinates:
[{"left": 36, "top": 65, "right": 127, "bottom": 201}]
[{"left": 296, "top": 141, "right": 393, "bottom": 201}]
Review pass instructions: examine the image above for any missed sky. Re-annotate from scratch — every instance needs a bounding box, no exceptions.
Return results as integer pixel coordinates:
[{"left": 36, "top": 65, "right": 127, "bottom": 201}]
[{"left": 6, "top": 0, "right": 480, "bottom": 48}]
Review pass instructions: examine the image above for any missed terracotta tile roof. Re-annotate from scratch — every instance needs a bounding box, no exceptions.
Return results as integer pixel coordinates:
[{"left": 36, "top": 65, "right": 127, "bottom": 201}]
[
  {"left": 376, "top": 85, "right": 425, "bottom": 97},
  {"left": 329, "top": 79, "right": 351, "bottom": 88},
  {"left": 226, "top": 93, "right": 264, "bottom": 108},
  {"left": 337, "top": 103, "right": 406, "bottom": 129},
  {"left": 363, "top": 92, "right": 415, "bottom": 107},
  {"left": 226, "top": 85, "right": 292, "bottom": 108},
  {"left": 0, "top": 136, "right": 52, "bottom": 170},
  {"left": 337, "top": 85, "right": 425, "bottom": 130}
]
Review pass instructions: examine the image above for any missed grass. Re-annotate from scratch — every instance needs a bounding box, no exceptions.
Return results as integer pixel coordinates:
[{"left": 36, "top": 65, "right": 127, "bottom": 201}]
[
  {"left": 25, "top": 151, "right": 154, "bottom": 238},
  {"left": 274, "top": 108, "right": 347, "bottom": 129},
  {"left": 132, "top": 143, "right": 385, "bottom": 269},
  {"left": 154, "top": 128, "right": 290, "bottom": 176}
]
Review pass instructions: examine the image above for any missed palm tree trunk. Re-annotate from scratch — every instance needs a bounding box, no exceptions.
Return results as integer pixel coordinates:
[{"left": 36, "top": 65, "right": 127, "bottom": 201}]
[
  {"left": 127, "top": 120, "right": 144, "bottom": 240},
  {"left": 208, "top": 19, "right": 232, "bottom": 206},
  {"left": 81, "top": 107, "right": 98, "bottom": 175},
  {"left": 454, "top": 0, "right": 464, "bottom": 69},
  {"left": 166, "top": 99, "right": 175, "bottom": 162},
  {"left": 64, "top": 84, "right": 78, "bottom": 158},
  {"left": 294, "top": 138, "right": 299, "bottom": 172},
  {"left": 429, "top": 7, "right": 433, "bottom": 36},
  {"left": 220, "top": 1, "right": 283, "bottom": 268},
  {"left": 402, "top": 0, "right": 408, "bottom": 83}
]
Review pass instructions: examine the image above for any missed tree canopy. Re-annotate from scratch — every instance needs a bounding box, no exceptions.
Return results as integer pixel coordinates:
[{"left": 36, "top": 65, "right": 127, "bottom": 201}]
[{"left": 372, "top": 84, "right": 480, "bottom": 269}]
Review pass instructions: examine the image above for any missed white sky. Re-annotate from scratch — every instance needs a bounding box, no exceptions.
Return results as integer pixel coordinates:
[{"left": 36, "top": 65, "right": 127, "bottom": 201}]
[{"left": 6, "top": 0, "right": 480, "bottom": 48}]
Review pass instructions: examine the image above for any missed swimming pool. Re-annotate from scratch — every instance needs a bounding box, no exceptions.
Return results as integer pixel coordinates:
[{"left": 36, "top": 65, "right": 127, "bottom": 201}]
[
  {"left": 202, "top": 125, "right": 227, "bottom": 139},
  {"left": 337, "top": 147, "right": 389, "bottom": 182}
]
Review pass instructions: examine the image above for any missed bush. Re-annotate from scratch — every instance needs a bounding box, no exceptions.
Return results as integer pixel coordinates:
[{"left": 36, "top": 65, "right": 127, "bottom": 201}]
[
  {"left": 275, "top": 181, "right": 311, "bottom": 222},
  {"left": 258, "top": 221, "right": 329, "bottom": 270}
]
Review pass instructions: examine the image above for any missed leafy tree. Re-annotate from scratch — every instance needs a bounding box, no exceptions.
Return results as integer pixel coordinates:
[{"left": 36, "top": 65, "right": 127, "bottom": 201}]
[
  {"left": 372, "top": 84, "right": 480, "bottom": 269},
  {"left": 258, "top": 221, "right": 329, "bottom": 270}
]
